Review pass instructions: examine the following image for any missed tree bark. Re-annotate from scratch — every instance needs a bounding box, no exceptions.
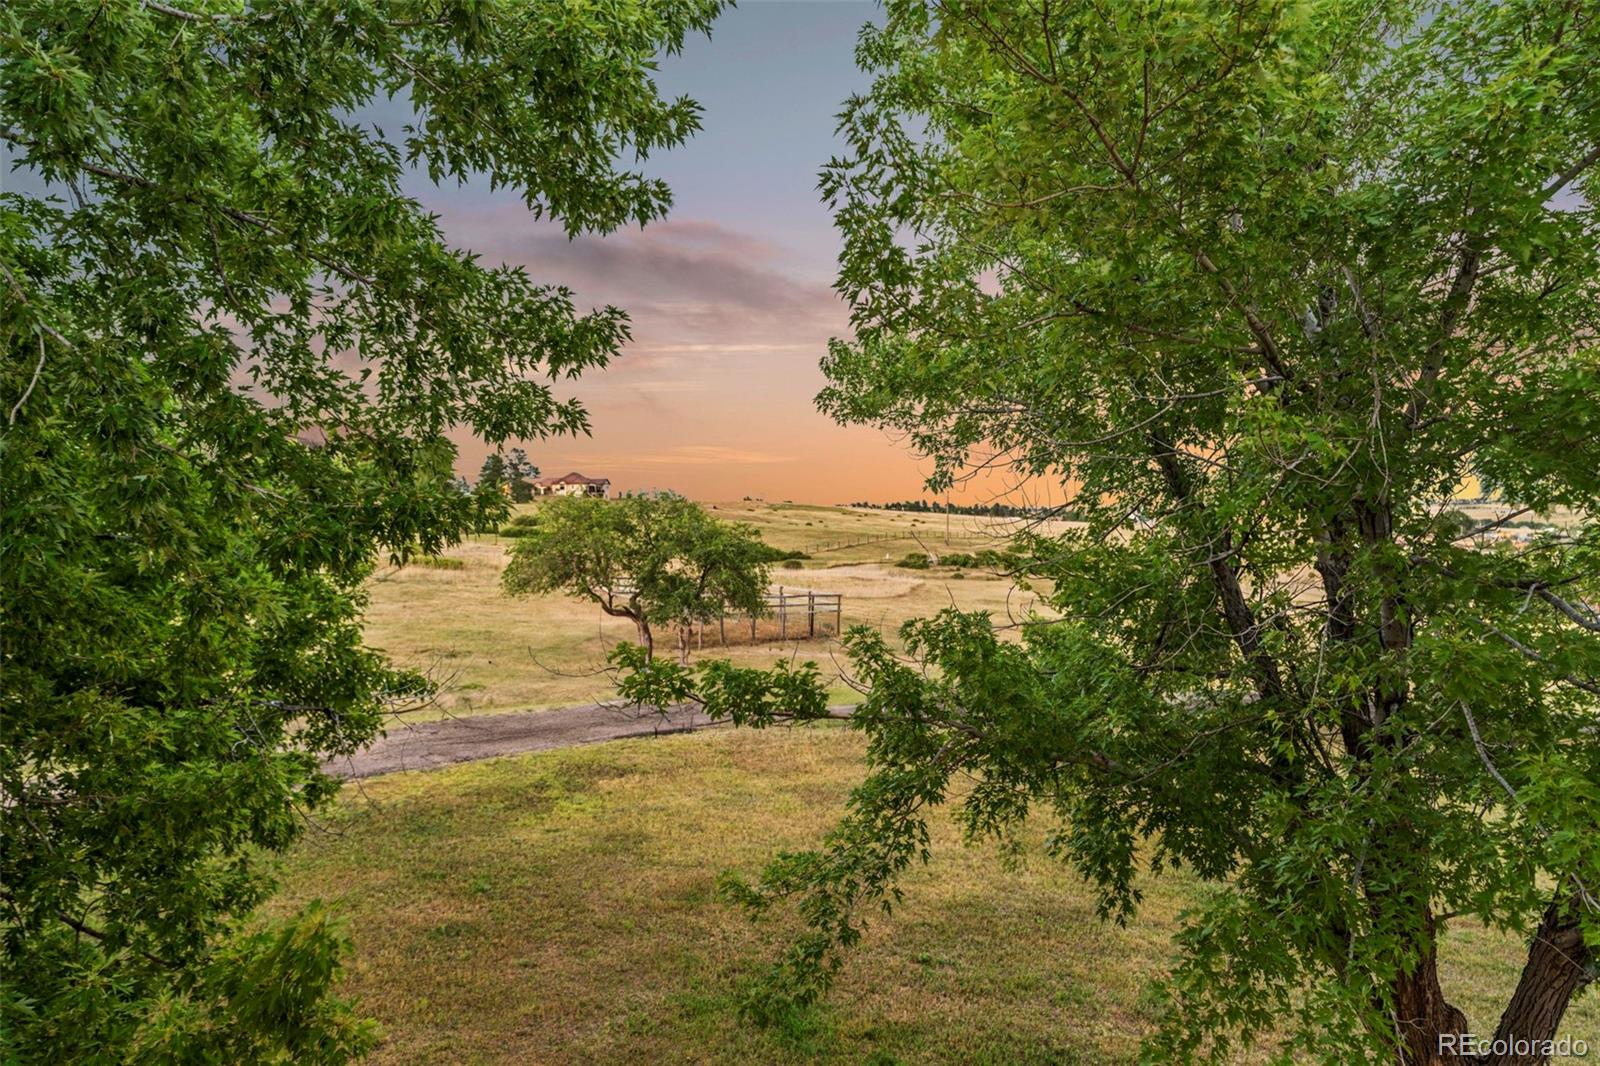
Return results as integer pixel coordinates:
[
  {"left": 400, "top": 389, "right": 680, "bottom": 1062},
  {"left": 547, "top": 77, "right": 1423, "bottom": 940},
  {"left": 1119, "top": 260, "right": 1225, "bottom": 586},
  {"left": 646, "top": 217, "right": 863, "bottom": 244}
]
[
  {"left": 1379, "top": 891, "right": 1593, "bottom": 1065},
  {"left": 1391, "top": 910, "right": 1471, "bottom": 1064},
  {"left": 634, "top": 616, "right": 653, "bottom": 661},
  {"left": 1481, "top": 888, "right": 1594, "bottom": 1066}
]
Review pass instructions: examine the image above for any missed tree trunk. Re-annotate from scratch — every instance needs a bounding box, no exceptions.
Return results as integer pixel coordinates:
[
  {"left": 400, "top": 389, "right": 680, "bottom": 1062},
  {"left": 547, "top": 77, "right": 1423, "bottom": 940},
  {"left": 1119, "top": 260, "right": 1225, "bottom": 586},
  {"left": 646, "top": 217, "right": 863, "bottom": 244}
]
[
  {"left": 634, "top": 616, "right": 653, "bottom": 661},
  {"left": 1391, "top": 916, "right": 1470, "bottom": 1065},
  {"left": 1481, "top": 888, "right": 1594, "bottom": 1066},
  {"left": 677, "top": 620, "right": 690, "bottom": 666},
  {"left": 1382, "top": 892, "right": 1593, "bottom": 1065}
]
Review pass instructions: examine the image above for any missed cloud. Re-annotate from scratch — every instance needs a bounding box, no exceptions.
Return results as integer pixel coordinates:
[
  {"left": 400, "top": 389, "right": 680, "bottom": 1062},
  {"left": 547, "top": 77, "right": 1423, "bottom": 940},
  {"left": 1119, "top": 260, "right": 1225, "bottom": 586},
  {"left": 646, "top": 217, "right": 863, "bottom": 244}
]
[
  {"left": 600, "top": 445, "right": 798, "bottom": 468},
  {"left": 440, "top": 208, "right": 846, "bottom": 371},
  {"left": 430, "top": 207, "right": 940, "bottom": 503},
  {"left": 627, "top": 342, "right": 819, "bottom": 355}
]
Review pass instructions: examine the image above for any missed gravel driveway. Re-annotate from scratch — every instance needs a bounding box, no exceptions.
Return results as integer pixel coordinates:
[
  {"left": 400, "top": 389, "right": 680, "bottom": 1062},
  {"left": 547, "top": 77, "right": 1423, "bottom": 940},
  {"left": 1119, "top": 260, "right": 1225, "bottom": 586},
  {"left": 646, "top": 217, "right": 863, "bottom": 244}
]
[{"left": 324, "top": 702, "right": 851, "bottom": 779}]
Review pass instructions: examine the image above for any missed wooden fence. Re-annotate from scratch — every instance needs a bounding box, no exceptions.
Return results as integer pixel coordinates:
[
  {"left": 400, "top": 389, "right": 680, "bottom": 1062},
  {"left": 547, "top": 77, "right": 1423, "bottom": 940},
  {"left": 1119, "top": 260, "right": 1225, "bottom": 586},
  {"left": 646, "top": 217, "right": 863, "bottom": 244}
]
[
  {"left": 748, "top": 587, "right": 842, "bottom": 643},
  {"left": 690, "top": 587, "right": 844, "bottom": 649},
  {"left": 610, "top": 585, "right": 844, "bottom": 647}
]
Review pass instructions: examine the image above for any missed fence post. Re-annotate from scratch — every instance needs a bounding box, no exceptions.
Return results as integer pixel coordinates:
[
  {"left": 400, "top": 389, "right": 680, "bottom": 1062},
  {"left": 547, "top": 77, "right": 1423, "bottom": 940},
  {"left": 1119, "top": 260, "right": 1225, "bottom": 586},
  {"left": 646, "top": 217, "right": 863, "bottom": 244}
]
[
  {"left": 719, "top": 612, "right": 726, "bottom": 645},
  {"left": 808, "top": 591, "right": 815, "bottom": 638},
  {"left": 779, "top": 586, "right": 786, "bottom": 641}
]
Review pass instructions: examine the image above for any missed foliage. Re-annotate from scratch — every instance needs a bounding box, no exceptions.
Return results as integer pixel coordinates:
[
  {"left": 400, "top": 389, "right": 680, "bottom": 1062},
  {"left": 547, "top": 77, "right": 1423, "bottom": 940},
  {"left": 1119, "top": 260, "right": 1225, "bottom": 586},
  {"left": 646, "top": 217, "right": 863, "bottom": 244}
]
[
  {"left": 498, "top": 512, "right": 543, "bottom": 537},
  {"left": 638, "top": 1, "right": 1600, "bottom": 1061},
  {"left": 478, "top": 452, "right": 509, "bottom": 497},
  {"left": 851, "top": 499, "right": 1074, "bottom": 519},
  {"left": 503, "top": 494, "right": 773, "bottom": 662},
  {"left": 505, "top": 447, "right": 539, "bottom": 503},
  {"left": 496, "top": 515, "right": 540, "bottom": 534},
  {"left": 0, "top": 0, "right": 721, "bottom": 1058},
  {"left": 895, "top": 550, "right": 997, "bottom": 571},
  {"left": 477, "top": 449, "right": 539, "bottom": 505},
  {"left": 609, "top": 642, "right": 830, "bottom": 726},
  {"left": 409, "top": 555, "right": 466, "bottom": 571}
]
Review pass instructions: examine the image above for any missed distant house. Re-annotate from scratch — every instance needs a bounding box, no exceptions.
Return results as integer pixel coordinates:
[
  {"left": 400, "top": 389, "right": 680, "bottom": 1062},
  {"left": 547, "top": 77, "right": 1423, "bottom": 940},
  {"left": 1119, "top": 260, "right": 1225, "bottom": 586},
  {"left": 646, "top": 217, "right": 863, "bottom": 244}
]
[{"left": 533, "top": 472, "right": 610, "bottom": 498}]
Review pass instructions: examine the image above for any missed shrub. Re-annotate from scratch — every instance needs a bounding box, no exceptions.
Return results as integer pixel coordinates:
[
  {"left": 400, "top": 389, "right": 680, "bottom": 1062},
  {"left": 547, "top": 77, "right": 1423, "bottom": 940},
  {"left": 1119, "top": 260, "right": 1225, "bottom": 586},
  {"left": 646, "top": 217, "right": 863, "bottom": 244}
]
[
  {"left": 411, "top": 556, "right": 465, "bottom": 571},
  {"left": 782, "top": 559, "right": 804, "bottom": 570},
  {"left": 498, "top": 513, "right": 541, "bottom": 537},
  {"left": 895, "top": 552, "right": 930, "bottom": 569},
  {"left": 757, "top": 546, "right": 811, "bottom": 563}
]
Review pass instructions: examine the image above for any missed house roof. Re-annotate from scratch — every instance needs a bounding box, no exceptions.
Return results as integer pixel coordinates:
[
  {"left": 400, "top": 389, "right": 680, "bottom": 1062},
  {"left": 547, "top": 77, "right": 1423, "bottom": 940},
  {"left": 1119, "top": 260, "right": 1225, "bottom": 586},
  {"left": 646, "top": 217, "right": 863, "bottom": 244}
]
[{"left": 536, "top": 471, "right": 609, "bottom": 486}]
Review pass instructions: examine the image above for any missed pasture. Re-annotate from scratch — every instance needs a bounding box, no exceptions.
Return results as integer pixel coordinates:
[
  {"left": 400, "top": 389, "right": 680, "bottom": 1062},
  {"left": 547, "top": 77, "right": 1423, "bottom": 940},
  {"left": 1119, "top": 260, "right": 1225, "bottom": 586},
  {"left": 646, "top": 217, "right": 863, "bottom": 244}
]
[
  {"left": 365, "top": 503, "right": 1069, "bottom": 717},
  {"left": 282, "top": 500, "right": 1598, "bottom": 1064},
  {"left": 276, "top": 727, "right": 1598, "bottom": 1064}
]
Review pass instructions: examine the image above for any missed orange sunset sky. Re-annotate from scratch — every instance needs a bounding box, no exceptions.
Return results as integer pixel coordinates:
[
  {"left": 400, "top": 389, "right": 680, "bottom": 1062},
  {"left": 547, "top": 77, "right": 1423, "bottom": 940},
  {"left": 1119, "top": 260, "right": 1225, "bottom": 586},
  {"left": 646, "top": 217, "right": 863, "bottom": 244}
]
[{"left": 418, "top": 3, "right": 1049, "bottom": 506}]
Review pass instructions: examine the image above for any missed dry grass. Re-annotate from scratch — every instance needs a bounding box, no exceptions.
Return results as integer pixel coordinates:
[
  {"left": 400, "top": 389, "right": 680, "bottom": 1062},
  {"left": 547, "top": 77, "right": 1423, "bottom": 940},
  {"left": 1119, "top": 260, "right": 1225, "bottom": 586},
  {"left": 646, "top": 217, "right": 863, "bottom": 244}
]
[
  {"left": 274, "top": 728, "right": 1599, "bottom": 1064},
  {"left": 365, "top": 504, "right": 1060, "bottom": 718},
  {"left": 332, "top": 502, "right": 1597, "bottom": 1063},
  {"left": 273, "top": 727, "right": 1184, "bottom": 1065}
]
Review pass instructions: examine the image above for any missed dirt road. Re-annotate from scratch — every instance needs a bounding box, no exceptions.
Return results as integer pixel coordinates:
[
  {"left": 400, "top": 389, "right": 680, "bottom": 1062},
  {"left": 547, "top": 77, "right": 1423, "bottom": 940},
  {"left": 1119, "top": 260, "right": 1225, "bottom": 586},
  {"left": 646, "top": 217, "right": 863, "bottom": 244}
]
[{"left": 324, "top": 702, "right": 851, "bottom": 779}]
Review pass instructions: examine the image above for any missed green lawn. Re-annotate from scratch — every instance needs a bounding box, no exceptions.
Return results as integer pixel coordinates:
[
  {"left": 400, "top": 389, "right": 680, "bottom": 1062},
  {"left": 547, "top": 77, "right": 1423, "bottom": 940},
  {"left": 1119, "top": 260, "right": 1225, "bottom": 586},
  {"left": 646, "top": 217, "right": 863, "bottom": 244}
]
[{"left": 272, "top": 727, "right": 1597, "bottom": 1064}]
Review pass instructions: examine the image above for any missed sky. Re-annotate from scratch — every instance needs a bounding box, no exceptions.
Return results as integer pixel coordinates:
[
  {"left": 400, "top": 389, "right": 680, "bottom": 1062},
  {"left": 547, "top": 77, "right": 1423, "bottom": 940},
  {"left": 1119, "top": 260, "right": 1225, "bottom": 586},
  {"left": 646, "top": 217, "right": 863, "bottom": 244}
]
[
  {"left": 421, "top": 1, "right": 957, "bottom": 504},
  {"left": 9, "top": 8, "right": 1586, "bottom": 507},
  {"left": 1, "top": 2, "right": 1047, "bottom": 507}
]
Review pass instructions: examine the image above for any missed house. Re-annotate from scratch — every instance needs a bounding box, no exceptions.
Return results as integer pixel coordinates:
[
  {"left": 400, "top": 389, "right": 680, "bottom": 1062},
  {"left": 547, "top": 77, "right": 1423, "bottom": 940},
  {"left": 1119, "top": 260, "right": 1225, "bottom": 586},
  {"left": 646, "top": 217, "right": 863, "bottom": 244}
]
[{"left": 533, "top": 472, "right": 611, "bottom": 498}]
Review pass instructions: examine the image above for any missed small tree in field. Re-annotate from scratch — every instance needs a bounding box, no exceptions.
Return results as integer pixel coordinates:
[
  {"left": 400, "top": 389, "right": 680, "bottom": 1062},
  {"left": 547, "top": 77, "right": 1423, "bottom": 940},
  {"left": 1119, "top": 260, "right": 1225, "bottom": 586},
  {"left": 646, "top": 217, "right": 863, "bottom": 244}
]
[
  {"left": 619, "top": 1, "right": 1598, "bottom": 1062},
  {"left": 503, "top": 494, "right": 772, "bottom": 664}
]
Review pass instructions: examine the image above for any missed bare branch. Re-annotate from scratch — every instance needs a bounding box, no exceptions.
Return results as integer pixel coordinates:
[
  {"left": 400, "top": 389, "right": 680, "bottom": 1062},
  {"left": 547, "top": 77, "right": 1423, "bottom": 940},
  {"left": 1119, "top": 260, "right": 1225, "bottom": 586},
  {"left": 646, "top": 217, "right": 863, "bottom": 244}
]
[
  {"left": 9, "top": 333, "right": 46, "bottom": 426},
  {"left": 1544, "top": 142, "right": 1600, "bottom": 198},
  {"left": 1534, "top": 586, "right": 1600, "bottom": 633}
]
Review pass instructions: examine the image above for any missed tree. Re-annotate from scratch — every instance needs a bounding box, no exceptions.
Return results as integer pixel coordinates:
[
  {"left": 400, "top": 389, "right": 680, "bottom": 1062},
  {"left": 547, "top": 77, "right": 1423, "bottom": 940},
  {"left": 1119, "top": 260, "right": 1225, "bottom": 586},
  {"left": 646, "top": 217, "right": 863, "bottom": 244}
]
[
  {"left": 506, "top": 447, "right": 539, "bottom": 503},
  {"left": 0, "top": 0, "right": 721, "bottom": 1059},
  {"left": 478, "top": 452, "right": 509, "bottom": 497},
  {"left": 623, "top": 1, "right": 1600, "bottom": 1061},
  {"left": 503, "top": 494, "right": 771, "bottom": 664}
]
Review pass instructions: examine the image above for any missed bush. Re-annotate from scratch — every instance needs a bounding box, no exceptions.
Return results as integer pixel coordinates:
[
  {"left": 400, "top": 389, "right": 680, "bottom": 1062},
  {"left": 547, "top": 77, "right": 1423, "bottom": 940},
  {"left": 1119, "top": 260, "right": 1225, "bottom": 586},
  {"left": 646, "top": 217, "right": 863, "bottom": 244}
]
[
  {"left": 410, "top": 556, "right": 465, "bottom": 571},
  {"left": 896, "top": 552, "right": 930, "bottom": 569},
  {"left": 757, "top": 546, "right": 811, "bottom": 563},
  {"left": 498, "top": 513, "right": 541, "bottom": 537},
  {"left": 939, "top": 552, "right": 975, "bottom": 568},
  {"left": 782, "top": 559, "right": 804, "bottom": 570}
]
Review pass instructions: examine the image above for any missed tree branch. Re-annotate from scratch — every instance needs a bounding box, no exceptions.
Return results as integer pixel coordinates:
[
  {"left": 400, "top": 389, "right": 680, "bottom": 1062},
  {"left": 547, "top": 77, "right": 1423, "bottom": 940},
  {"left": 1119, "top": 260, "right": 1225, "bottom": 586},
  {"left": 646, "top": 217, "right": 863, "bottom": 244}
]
[
  {"left": 0, "top": 130, "right": 376, "bottom": 287},
  {"left": 1544, "top": 142, "right": 1600, "bottom": 198}
]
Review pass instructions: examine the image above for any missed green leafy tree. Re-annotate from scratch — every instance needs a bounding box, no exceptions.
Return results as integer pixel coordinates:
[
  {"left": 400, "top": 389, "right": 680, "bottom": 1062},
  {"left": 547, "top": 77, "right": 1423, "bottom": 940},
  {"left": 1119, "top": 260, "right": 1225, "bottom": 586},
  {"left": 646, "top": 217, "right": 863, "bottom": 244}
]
[
  {"left": 1, "top": 0, "right": 720, "bottom": 1059},
  {"left": 504, "top": 494, "right": 771, "bottom": 664},
  {"left": 506, "top": 447, "right": 539, "bottom": 503},
  {"left": 623, "top": 1, "right": 1600, "bottom": 1061},
  {"left": 478, "top": 451, "right": 509, "bottom": 496}
]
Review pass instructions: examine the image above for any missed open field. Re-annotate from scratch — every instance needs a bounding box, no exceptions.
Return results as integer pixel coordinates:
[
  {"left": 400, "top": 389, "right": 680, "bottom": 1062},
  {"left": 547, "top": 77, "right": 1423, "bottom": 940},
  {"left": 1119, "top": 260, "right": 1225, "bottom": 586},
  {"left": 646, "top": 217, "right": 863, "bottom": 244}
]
[
  {"left": 274, "top": 727, "right": 1599, "bottom": 1064},
  {"left": 366, "top": 504, "right": 1070, "bottom": 718}
]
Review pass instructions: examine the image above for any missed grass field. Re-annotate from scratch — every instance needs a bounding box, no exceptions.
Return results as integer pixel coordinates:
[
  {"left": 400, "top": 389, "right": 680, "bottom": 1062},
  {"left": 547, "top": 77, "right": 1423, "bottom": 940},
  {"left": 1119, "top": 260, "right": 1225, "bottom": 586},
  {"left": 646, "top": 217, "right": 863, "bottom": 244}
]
[
  {"left": 366, "top": 504, "right": 1068, "bottom": 718},
  {"left": 299, "top": 502, "right": 1598, "bottom": 1063},
  {"left": 274, "top": 727, "right": 1599, "bottom": 1064}
]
